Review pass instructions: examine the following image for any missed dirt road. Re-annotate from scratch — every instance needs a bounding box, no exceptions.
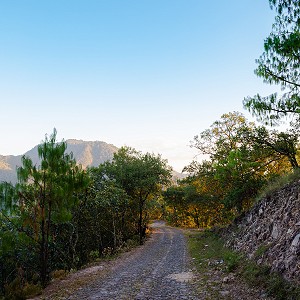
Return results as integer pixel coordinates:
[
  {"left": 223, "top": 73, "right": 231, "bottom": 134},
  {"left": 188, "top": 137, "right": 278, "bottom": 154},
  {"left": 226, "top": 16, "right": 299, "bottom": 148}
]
[{"left": 68, "top": 220, "right": 199, "bottom": 299}]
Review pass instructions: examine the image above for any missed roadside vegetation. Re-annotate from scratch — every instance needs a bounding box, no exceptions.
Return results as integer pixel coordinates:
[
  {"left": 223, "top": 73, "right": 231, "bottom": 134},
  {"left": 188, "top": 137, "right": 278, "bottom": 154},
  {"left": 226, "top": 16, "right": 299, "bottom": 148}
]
[
  {"left": 187, "top": 230, "right": 300, "bottom": 300},
  {"left": 163, "top": 111, "right": 299, "bottom": 229},
  {"left": 0, "top": 130, "right": 172, "bottom": 299},
  {"left": 165, "top": 0, "right": 300, "bottom": 298},
  {"left": 163, "top": 0, "right": 300, "bottom": 229},
  {"left": 1, "top": 0, "right": 300, "bottom": 299}
]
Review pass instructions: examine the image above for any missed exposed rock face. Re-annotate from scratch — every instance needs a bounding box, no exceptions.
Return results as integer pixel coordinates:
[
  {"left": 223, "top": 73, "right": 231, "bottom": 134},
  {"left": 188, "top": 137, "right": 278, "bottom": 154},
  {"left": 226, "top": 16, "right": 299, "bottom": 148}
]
[
  {"left": 0, "top": 140, "right": 118, "bottom": 184},
  {"left": 65, "top": 140, "right": 118, "bottom": 169},
  {"left": 224, "top": 180, "right": 300, "bottom": 283}
]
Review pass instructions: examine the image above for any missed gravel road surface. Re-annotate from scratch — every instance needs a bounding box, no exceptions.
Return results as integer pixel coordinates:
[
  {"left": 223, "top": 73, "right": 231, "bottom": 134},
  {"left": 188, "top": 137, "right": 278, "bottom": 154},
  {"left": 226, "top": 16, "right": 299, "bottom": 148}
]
[{"left": 69, "top": 220, "right": 199, "bottom": 300}]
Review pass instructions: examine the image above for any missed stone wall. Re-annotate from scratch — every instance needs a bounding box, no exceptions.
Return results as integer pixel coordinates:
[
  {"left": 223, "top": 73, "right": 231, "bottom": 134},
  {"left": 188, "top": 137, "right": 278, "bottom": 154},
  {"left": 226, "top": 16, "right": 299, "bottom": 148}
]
[{"left": 223, "top": 179, "right": 300, "bottom": 283}]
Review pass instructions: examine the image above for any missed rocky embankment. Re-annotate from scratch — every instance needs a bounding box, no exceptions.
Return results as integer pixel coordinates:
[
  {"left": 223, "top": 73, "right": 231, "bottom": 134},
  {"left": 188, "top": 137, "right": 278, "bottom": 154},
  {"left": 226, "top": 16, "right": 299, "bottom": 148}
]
[{"left": 223, "top": 179, "right": 300, "bottom": 283}]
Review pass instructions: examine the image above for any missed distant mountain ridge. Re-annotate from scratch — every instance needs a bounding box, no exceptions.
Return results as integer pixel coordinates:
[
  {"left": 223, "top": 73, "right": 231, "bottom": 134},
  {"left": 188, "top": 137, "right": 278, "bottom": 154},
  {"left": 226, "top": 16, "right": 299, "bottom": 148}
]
[{"left": 0, "top": 139, "right": 118, "bottom": 184}]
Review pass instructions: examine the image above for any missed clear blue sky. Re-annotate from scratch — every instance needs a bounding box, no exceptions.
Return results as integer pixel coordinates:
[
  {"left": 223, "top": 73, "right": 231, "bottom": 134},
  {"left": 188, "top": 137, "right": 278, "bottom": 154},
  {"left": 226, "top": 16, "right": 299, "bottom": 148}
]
[{"left": 1, "top": 1, "right": 277, "bottom": 171}]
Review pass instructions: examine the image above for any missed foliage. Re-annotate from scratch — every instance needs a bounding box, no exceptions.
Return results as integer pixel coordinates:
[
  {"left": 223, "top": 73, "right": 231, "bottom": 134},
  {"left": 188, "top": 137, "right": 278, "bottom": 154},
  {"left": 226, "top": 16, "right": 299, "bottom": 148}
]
[
  {"left": 214, "top": 148, "right": 266, "bottom": 212},
  {"left": 256, "top": 167, "right": 300, "bottom": 202},
  {"left": 163, "top": 186, "right": 186, "bottom": 226},
  {"left": 164, "top": 171, "right": 226, "bottom": 228},
  {"left": 242, "top": 262, "right": 299, "bottom": 300},
  {"left": 254, "top": 244, "right": 271, "bottom": 259},
  {"left": 167, "top": 112, "right": 299, "bottom": 228},
  {"left": 244, "top": 123, "right": 300, "bottom": 169},
  {"left": 187, "top": 113, "right": 273, "bottom": 213},
  {"left": 4, "top": 277, "right": 42, "bottom": 300},
  {"left": 1, "top": 129, "right": 89, "bottom": 288},
  {"left": 72, "top": 177, "right": 135, "bottom": 266},
  {"left": 244, "top": 0, "right": 300, "bottom": 124},
  {"left": 0, "top": 135, "right": 172, "bottom": 298},
  {"left": 187, "top": 230, "right": 300, "bottom": 300},
  {"left": 190, "top": 111, "right": 254, "bottom": 161},
  {"left": 94, "top": 147, "right": 172, "bottom": 243}
]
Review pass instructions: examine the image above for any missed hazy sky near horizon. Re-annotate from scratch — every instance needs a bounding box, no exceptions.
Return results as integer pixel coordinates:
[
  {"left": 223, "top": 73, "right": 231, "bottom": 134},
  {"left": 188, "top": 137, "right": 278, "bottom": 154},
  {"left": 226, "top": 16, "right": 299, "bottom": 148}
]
[{"left": 1, "top": 1, "right": 278, "bottom": 171}]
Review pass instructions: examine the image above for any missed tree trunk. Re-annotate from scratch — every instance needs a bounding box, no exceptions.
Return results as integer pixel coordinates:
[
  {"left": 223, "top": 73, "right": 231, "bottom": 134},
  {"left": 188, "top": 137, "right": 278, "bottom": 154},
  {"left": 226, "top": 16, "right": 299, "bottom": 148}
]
[
  {"left": 194, "top": 208, "right": 200, "bottom": 228},
  {"left": 40, "top": 200, "right": 52, "bottom": 287},
  {"left": 40, "top": 212, "right": 47, "bottom": 287},
  {"left": 112, "top": 213, "right": 117, "bottom": 250},
  {"left": 138, "top": 202, "right": 143, "bottom": 245},
  {"left": 288, "top": 155, "right": 299, "bottom": 169}
]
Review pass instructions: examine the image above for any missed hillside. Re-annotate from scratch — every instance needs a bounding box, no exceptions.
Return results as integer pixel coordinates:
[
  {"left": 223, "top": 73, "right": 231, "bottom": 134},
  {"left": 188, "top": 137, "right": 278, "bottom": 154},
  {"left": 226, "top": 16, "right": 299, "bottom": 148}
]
[
  {"left": 223, "top": 178, "right": 300, "bottom": 283},
  {"left": 0, "top": 140, "right": 184, "bottom": 184},
  {"left": 0, "top": 140, "right": 118, "bottom": 184}
]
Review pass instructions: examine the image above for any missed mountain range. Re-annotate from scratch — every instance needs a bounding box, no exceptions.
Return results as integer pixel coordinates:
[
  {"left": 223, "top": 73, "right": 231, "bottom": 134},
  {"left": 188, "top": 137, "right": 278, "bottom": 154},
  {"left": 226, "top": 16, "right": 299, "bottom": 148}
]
[
  {"left": 0, "top": 139, "right": 185, "bottom": 184},
  {"left": 0, "top": 139, "right": 118, "bottom": 184}
]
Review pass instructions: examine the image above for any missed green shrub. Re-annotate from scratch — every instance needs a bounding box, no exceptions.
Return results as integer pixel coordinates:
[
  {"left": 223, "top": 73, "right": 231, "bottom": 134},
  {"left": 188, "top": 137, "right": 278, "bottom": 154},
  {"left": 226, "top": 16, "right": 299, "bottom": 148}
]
[
  {"left": 4, "top": 278, "right": 42, "bottom": 300},
  {"left": 51, "top": 269, "right": 68, "bottom": 280},
  {"left": 22, "top": 282, "right": 42, "bottom": 298},
  {"left": 222, "top": 251, "right": 241, "bottom": 272},
  {"left": 254, "top": 244, "right": 270, "bottom": 258},
  {"left": 187, "top": 230, "right": 300, "bottom": 300},
  {"left": 89, "top": 250, "right": 100, "bottom": 261},
  {"left": 257, "top": 169, "right": 300, "bottom": 202}
]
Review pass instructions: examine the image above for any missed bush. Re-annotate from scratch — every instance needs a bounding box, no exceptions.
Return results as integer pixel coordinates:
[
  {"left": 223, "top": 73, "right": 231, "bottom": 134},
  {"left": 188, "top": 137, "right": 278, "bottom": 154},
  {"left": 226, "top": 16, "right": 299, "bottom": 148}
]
[
  {"left": 4, "top": 278, "right": 42, "bottom": 300},
  {"left": 257, "top": 169, "right": 300, "bottom": 202}
]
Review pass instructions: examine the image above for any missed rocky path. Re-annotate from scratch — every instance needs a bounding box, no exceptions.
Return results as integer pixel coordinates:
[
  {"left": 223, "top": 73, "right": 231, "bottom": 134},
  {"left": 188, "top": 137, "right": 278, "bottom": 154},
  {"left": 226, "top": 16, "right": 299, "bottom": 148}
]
[{"left": 68, "top": 221, "right": 199, "bottom": 299}]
